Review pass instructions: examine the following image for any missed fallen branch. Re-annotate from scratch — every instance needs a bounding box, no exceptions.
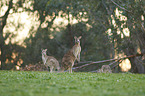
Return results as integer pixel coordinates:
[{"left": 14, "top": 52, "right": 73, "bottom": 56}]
[
  {"left": 111, "top": 60, "right": 123, "bottom": 69},
  {"left": 109, "top": 60, "right": 119, "bottom": 66},
  {"left": 73, "top": 53, "right": 144, "bottom": 69}
]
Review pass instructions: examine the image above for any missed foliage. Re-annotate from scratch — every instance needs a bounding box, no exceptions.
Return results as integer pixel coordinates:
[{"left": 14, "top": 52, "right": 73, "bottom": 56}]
[
  {"left": 0, "top": 0, "right": 26, "bottom": 69},
  {"left": 0, "top": 71, "right": 145, "bottom": 96},
  {"left": 0, "top": 0, "right": 145, "bottom": 73}
]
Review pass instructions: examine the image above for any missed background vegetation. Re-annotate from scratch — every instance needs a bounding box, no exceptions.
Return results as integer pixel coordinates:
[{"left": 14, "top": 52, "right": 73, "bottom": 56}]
[{"left": 0, "top": 0, "right": 145, "bottom": 73}]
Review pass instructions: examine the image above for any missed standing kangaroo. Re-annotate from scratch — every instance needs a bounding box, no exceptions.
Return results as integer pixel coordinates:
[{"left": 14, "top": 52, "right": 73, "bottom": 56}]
[
  {"left": 41, "top": 49, "right": 60, "bottom": 73},
  {"left": 61, "top": 36, "right": 82, "bottom": 73}
]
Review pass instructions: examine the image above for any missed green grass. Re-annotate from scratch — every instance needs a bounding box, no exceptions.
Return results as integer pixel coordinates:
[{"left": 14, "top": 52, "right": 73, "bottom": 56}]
[{"left": 0, "top": 71, "right": 145, "bottom": 96}]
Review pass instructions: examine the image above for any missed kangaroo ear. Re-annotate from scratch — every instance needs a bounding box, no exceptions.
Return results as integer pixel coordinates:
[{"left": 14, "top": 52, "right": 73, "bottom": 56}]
[
  {"left": 74, "top": 36, "right": 77, "bottom": 39},
  {"left": 78, "top": 36, "right": 82, "bottom": 39}
]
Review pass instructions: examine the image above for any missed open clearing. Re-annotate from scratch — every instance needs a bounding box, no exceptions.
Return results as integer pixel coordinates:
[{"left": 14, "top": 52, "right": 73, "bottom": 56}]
[{"left": 0, "top": 71, "right": 145, "bottom": 96}]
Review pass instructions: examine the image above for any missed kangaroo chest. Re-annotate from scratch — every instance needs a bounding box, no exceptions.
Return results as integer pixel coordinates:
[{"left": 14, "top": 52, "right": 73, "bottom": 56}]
[
  {"left": 73, "top": 45, "right": 81, "bottom": 57},
  {"left": 42, "top": 55, "right": 48, "bottom": 64}
]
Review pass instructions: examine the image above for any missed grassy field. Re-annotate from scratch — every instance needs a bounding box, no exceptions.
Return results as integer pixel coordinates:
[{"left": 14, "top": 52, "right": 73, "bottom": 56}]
[{"left": 0, "top": 71, "right": 145, "bottom": 96}]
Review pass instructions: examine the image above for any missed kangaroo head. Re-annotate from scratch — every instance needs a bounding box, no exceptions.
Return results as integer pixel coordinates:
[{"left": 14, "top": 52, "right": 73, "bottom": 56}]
[
  {"left": 41, "top": 49, "right": 47, "bottom": 55},
  {"left": 74, "top": 36, "right": 82, "bottom": 44},
  {"left": 102, "top": 65, "right": 111, "bottom": 70}
]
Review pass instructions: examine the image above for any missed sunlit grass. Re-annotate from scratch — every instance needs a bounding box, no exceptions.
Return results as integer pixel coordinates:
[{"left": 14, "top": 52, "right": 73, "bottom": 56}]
[{"left": 0, "top": 71, "right": 145, "bottom": 96}]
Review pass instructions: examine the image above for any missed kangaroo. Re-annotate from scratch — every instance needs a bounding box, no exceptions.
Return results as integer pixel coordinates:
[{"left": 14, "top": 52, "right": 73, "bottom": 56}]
[
  {"left": 41, "top": 49, "right": 60, "bottom": 73},
  {"left": 61, "top": 36, "right": 82, "bottom": 73},
  {"left": 97, "top": 65, "right": 112, "bottom": 73}
]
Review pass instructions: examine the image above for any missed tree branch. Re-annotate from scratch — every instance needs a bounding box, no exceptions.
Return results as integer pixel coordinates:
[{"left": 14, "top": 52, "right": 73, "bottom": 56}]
[
  {"left": 73, "top": 53, "right": 144, "bottom": 69},
  {"left": 47, "top": 14, "right": 57, "bottom": 28},
  {"left": 1, "top": 0, "right": 13, "bottom": 30},
  {"left": 110, "top": 0, "right": 132, "bottom": 12},
  {"left": 102, "top": 0, "right": 111, "bottom": 15}
]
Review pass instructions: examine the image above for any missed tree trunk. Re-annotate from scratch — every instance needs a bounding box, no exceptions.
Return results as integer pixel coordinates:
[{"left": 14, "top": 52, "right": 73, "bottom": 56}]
[
  {"left": 0, "top": 31, "right": 5, "bottom": 70},
  {"left": 137, "top": 31, "right": 145, "bottom": 73},
  {"left": 124, "top": 47, "right": 144, "bottom": 73},
  {"left": 67, "top": 23, "right": 73, "bottom": 47},
  {"left": 0, "top": 0, "right": 13, "bottom": 70},
  {"left": 67, "top": 12, "right": 73, "bottom": 47}
]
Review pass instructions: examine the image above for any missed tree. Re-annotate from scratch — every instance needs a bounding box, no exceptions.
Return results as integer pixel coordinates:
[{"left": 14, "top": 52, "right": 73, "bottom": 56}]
[
  {"left": 0, "top": 0, "right": 13, "bottom": 69},
  {"left": 0, "top": 0, "right": 28, "bottom": 70},
  {"left": 94, "top": 0, "right": 145, "bottom": 73},
  {"left": 23, "top": 0, "right": 145, "bottom": 73},
  {"left": 1, "top": 0, "right": 145, "bottom": 73}
]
